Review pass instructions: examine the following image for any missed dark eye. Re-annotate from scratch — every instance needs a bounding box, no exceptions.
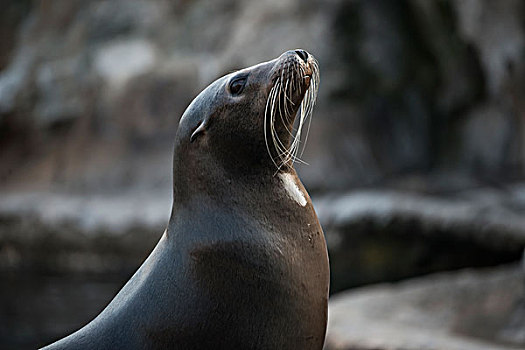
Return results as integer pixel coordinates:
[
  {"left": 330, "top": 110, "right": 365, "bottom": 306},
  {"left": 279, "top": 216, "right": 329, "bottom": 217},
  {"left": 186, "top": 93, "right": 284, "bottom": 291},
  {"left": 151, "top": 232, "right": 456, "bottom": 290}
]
[{"left": 229, "top": 76, "right": 247, "bottom": 95}]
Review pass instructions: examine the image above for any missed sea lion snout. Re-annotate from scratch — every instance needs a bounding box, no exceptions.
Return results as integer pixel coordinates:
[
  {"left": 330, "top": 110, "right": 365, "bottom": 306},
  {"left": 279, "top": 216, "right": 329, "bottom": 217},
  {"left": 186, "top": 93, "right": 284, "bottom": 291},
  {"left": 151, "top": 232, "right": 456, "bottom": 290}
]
[
  {"left": 273, "top": 49, "right": 315, "bottom": 93},
  {"left": 265, "top": 50, "right": 319, "bottom": 169}
]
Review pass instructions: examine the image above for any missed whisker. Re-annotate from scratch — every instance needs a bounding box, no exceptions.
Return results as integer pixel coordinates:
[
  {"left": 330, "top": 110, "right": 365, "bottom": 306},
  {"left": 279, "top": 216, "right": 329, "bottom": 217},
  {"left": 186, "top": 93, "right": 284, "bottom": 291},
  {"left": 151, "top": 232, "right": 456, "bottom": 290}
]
[{"left": 264, "top": 56, "right": 319, "bottom": 172}]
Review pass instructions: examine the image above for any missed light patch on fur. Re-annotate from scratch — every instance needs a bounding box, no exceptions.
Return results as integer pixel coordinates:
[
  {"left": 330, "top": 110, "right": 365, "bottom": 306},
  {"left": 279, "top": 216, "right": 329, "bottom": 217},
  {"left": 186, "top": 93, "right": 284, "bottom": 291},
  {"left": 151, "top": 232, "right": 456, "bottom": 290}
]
[{"left": 279, "top": 173, "right": 307, "bottom": 207}]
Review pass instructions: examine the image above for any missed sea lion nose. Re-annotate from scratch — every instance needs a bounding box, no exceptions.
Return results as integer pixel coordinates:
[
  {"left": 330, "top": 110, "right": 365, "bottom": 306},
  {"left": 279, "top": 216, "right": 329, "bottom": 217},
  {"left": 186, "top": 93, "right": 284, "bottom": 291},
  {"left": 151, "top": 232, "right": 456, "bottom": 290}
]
[{"left": 295, "top": 49, "right": 309, "bottom": 62}]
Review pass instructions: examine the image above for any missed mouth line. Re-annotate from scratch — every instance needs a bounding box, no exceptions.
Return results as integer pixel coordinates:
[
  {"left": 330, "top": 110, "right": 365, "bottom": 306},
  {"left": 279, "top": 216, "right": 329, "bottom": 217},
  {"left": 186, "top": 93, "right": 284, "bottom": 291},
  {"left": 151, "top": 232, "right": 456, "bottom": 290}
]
[{"left": 303, "top": 74, "right": 311, "bottom": 86}]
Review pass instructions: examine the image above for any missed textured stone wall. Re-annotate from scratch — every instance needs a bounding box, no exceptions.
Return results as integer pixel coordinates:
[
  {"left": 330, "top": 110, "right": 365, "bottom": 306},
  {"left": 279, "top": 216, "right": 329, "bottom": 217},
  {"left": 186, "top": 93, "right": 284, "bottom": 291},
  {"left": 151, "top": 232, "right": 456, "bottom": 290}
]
[{"left": 1, "top": 0, "right": 524, "bottom": 193}]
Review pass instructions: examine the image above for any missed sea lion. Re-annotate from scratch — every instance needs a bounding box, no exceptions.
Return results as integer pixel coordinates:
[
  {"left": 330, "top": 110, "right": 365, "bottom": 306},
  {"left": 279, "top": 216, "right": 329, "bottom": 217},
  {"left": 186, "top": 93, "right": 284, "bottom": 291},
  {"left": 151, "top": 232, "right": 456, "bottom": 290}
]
[{"left": 41, "top": 49, "right": 329, "bottom": 350}]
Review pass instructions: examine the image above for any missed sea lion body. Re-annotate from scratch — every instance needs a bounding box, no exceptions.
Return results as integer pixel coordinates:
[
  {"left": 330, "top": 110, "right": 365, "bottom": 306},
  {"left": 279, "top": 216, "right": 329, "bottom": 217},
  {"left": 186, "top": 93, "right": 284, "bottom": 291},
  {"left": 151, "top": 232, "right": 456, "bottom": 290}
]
[{"left": 42, "top": 50, "right": 329, "bottom": 350}]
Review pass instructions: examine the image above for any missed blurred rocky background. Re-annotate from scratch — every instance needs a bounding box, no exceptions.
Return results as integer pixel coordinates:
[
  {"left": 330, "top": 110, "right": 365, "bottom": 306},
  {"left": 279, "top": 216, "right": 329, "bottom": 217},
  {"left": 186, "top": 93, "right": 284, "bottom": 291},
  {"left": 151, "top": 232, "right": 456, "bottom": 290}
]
[{"left": 1, "top": 0, "right": 524, "bottom": 349}]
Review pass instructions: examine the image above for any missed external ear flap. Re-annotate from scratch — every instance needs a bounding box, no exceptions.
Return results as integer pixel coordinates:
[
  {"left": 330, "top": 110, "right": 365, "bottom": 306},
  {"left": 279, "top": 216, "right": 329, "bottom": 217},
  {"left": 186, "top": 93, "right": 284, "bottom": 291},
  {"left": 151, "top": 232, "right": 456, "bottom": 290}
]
[{"left": 190, "top": 121, "right": 207, "bottom": 143}]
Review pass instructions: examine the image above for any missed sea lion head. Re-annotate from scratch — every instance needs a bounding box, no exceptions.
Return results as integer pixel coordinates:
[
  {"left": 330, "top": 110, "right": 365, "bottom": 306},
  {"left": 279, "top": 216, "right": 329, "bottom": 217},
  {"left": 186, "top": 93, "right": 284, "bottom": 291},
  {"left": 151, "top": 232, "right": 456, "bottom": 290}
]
[{"left": 173, "top": 50, "right": 319, "bottom": 199}]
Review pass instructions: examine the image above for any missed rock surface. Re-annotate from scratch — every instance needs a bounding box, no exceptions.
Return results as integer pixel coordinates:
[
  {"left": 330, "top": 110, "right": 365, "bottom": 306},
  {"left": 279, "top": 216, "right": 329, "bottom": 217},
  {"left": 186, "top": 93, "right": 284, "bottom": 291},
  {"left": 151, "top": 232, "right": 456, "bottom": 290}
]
[
  {"left": 0, "top": 0, "right": 524, "bottom": 193},
  {"left": 325, "top": 264, "right": 525, "bottom": 350},
  {"left": 317, "top": 187, "right": 525, "bottom": 292},
  {"left": 0, "top": 191, "right": 168, "bottom": 273},
  {"left": 317, "top": 188, "right": 525, "bottom": 248}
]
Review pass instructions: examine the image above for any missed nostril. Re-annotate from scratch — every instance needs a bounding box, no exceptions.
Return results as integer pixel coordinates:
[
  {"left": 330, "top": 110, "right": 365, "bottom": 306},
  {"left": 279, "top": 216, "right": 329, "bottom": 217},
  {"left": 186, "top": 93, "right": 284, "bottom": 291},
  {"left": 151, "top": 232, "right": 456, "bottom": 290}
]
[{"left": 295, "top": 49, "right": 309, "bottom": 62}]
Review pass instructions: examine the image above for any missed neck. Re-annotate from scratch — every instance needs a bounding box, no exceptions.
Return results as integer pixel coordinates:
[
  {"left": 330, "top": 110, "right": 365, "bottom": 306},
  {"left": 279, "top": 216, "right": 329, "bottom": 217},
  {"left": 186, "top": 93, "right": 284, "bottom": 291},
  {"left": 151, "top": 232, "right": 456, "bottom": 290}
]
[{"left": 170, "top": 153, "right": 305, "bottom": 221}]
